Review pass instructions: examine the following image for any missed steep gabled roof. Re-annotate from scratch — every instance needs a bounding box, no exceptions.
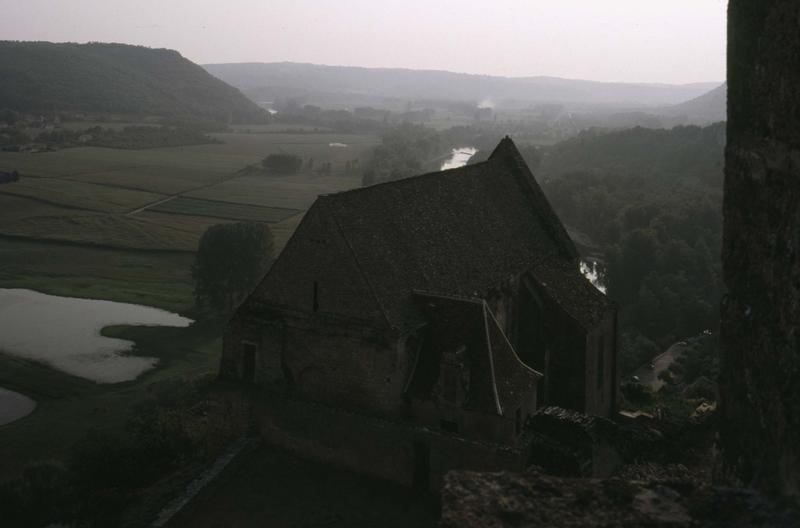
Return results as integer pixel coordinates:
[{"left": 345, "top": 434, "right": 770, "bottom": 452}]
[
  {"left": 240, "top": 136, "right": 611, "bottom": 331},
  {"left": 314, "top": 137, "right": 579, "bottom": 330},
  {"left": 488, "top": 137, "right": 578, "bottom": 260},
  {"left": 407, "top": 291, "right": 541, "bottom": 416},
  {"left": 530, "top": 258, "right": 614, "bottom": 330}
]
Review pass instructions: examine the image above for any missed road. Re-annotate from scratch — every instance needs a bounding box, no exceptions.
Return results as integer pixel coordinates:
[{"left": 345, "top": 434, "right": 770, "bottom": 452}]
[{"left": 631, "top": 342, "right": 687, "bottom": 391}]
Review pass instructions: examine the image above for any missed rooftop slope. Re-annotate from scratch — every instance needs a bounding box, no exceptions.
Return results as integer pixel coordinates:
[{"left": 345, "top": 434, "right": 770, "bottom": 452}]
[
  {"left": 0, "top": 41, "right": 267, "bottom": 122},
  {"left": 313, "top": 137, "right": 581, "bottom": 329},
  {"left": 246, "top": 137, "right": 611, "bottom": 331}
]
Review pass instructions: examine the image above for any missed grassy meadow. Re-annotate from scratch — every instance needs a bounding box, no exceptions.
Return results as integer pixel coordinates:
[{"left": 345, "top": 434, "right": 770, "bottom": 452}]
[
  {"left": 0, "top": 125, "right": 377, "bottom": 480},
  {"left": 148, "top": 196, "right": 300, "bottom": 223}
]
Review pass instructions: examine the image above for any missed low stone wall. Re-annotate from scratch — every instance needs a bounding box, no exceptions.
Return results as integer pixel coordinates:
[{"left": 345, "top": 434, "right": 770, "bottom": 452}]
[
  {"left": 253, "top": 393, "right": 525, "bottom": 490},
  {"left": 150, "top": 436, "right": 260, "bottom": 528},
  {"left": 441, "top": 471, "right": 800, "bottom": 528}
]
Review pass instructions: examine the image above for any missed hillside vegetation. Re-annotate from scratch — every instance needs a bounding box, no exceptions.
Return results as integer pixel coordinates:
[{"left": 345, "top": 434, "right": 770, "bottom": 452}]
[
  {"left": 540, "top": 122, "right": 725, "bottom": 185},
  {"left": 0, "top": 41, "right": 267, "bottom": 123},
  {"left": 661, "top": 83, "right": 726, "bottom": 124},
  {"left": 538, "top": 123, "right": 725, "bottom": 374}
]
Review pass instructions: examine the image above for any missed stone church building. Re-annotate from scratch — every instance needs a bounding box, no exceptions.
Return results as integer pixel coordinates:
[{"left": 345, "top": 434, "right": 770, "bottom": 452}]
[{"left": 222, "top": 137, "right": 617, "bottom": 486}]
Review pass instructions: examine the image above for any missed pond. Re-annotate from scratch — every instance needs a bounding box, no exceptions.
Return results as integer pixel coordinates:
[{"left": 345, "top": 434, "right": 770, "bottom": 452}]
[
  {"left": 0, "top": 289, "right": 192, "bottom": 384},
  {"left": 441, "top": 147, "right": 478, "bottom": 170},
  {"left": 0, "top": 387, "right": 36, "bottom": 426}
]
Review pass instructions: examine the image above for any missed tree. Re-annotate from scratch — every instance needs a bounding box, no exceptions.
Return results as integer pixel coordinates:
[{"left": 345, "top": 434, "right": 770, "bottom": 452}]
[
  {"left": 192, "top": 223, "right": 273, "bottom": 313},
  {"left": 261, "top": 153, "right": 303, "bottom": 174}
]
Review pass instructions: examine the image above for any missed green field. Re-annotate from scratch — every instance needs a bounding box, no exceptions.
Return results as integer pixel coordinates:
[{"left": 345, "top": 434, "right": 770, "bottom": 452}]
[
  {"left": 68, "top": 165, "right": 229, "bottom": 195},
  {"left": 0, "top": 175, "right": 164, "bottom": 213},
  {"left": 0, "top": 193, "right": 70, "bottom": 221},
  {"left": 226, "top": 123, "right": 333, "bottom": 133},
  {"left": 1, "top": 212, "right": 204, "bottom": 251},
  {"left": 0, "top": 130, "right": 375, "bottom": 253},
  {"left": 59, "top": 120, "right": 161, "bottom": 131},
  {"left": 150, "top": 196, "right": 301, "bottom": 223},
  {"left": 186, "top": 173, "right": 359, "bottom": 209},
  {"left": 0, "top": 238, "right": 195, "bottom": 312}
]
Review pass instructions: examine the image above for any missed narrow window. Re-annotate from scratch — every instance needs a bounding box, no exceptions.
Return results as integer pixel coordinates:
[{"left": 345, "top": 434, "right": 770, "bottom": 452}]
[
  {"left": 597, "top": 335, "right": 605, "bottom": 390},
  {"left": 312, "top": 281, "right": 319, "bottom": 312}
]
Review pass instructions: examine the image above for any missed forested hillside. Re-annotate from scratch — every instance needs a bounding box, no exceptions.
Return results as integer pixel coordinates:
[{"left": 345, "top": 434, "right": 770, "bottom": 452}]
[
  {"left": 540, "top": 123, "right": 725, "bottom": 185},
  {"left": 539, "top": 123, "right": 725, "bottom": 375},
  {"left": 661, "top": 83, "right": 726, "bottom": 124},
  {"left": 0, "top": 42, "right": 267, "bottom": 123}
]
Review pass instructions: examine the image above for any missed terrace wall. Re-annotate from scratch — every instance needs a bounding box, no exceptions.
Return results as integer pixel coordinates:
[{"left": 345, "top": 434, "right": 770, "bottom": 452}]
[{"left": 253, "top": 393, "right": 526, "bottom": 490}]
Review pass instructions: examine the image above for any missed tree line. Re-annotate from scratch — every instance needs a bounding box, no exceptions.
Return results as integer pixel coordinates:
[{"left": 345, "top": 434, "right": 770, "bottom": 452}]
[{"left": 538, "top": 123, "right": 725, "bottom": 375}]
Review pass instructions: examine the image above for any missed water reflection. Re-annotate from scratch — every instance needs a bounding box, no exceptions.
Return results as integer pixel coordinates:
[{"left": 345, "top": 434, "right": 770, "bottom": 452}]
[
  {"left": 441, "top": 147, "right": 478, "bottom": 170},
  {"left": 0, "top": 289, "right": 192, "bottom": 384},
  {"left": 580, "top": 260, "right": 607, "bottom": 293}
]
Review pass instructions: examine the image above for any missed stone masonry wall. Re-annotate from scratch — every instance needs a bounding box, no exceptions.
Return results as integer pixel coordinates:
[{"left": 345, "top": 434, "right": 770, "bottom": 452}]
[
  {"left": 223, "top": 314, "right": 411, "bottom": 416},
  {"left": 281, "top": 319, "right": 410, "bottom": 415},
  {"left": 253, "top": 393, "right": 525, "bottom": 491},
  {"left": 720, "top": 0, "right": 800, "bottom": 499}
]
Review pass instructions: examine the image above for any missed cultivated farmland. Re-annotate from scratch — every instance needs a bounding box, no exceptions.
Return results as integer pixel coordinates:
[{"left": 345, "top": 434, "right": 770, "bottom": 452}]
[
  {"left": 0, "top": 175, "right": 164, "bottom": 213},
  {"left": 0, "top": 128, "right": 377, "bottom": 255},
  {"left": 150, "top": 196, "right": 300, "bottom": 223}
]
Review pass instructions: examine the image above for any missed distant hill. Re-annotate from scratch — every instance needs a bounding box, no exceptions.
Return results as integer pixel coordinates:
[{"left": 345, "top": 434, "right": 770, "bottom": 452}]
[
  {"left": 0, "top": 41, "right": 267, "bottom": 122},
  {"left": 204, "top": 62, "right": 720, "bottom": 108},
  {"left": 661, "top": 83, "right": 726, "bottom": 124}
]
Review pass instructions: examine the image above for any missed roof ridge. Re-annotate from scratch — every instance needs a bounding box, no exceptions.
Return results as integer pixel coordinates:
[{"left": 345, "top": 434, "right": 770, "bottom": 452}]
[
  {"left": 481, "top": 301, "right": 504, "bottom": 416},
  {"left": 412, "top": 289, "right": 484, "bottom": 304},
  {"left": 491, "top": 138, "right": 579, "bottom": 261},
  {"left": 488, "top": 135, "right": 517, "bottom": 160},
  {"left": 227, "top": 201, "right": 318, "bottom": 323},
  {"left": 319, "top": 157, "right": 495, "bottom": 199}
]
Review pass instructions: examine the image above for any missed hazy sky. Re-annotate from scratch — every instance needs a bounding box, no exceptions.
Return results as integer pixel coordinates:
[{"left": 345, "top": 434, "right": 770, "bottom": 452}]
[{"left": 1, "top": 0, "right": 726, "bottom": 84}]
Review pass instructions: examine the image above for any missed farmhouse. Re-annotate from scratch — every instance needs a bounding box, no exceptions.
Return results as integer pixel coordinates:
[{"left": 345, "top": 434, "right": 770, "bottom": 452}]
[{"left": 222, "top": 137, "right": 617, "bottom": 486}]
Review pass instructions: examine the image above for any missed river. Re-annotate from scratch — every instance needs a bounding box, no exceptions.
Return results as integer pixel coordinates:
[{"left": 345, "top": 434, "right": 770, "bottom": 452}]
[
  {"left": 580, "top": 260, "right": 607, "bottom": 294},
  {"left": 441, "top": 147, "right": 478, "bottom": 170},
  {"left": 0, "top": 289, "right": 192, "bottom": 385}
]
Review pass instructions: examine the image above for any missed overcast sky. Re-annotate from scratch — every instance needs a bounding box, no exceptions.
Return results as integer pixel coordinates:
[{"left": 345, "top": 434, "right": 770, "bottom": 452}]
[{"left": 0, "top": 0, "right": 726, "bottom": 84}]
